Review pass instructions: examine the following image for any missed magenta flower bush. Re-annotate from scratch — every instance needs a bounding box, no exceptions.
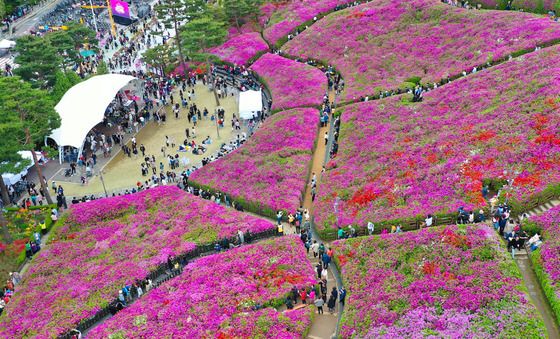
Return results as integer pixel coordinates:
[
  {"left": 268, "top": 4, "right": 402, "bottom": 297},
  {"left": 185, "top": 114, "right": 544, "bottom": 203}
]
[
  {"left": 333, "top": 225, "right": 546, "bottom": 338},
  {"left": 210, "top": 32, "right": 269, "bottom": 66},
  {"left": 190, "top": 107, "right": 319, "bottom": 214},
  {"left": 0, "top": 186, "right": 275, "bottom": 338},
  {"left": 314, "top": 45, "right": 560, "bottom": 231},
  {"left": 251, "top": 53, "right": 327, "bottom": 111},
  {"left": 261, "top": 0, "right": 356, "bottom": 45},
  {"left": 88, "top": 236, "right": 316, "bottom": 338},
  {"left": 529, "top": 205, "right": 560, "bottom": 319},
  {"left": 470, "top": 0, "right": 559, "bottom": 12},
  {"left": 283, "top": 0, "right": 560, "bottom": 101}
]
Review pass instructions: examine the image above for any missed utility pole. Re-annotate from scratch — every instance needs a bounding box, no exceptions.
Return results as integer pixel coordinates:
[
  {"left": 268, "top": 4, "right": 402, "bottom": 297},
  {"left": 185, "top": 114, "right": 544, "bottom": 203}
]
[{"left": 99, "top": 170, "right": 108, "bottom": 197}]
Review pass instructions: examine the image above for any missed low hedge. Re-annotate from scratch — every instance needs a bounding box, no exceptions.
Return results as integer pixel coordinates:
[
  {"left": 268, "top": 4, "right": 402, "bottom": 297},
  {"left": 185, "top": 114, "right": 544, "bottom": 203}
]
[{"left": 530, "top": 248, "right": 560, "bottom": 324}]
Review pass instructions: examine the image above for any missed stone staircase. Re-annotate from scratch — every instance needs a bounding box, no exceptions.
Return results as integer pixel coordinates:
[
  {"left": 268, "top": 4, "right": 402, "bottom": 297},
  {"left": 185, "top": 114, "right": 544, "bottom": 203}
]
[{"left": 524, "top": 199, "right": 560, "bottom": 218}]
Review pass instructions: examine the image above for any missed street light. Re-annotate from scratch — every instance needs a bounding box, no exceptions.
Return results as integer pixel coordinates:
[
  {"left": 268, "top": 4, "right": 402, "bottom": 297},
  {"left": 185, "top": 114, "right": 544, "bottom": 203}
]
[{"left": 99, "top": 170, "right": 108, "bottom": 197}]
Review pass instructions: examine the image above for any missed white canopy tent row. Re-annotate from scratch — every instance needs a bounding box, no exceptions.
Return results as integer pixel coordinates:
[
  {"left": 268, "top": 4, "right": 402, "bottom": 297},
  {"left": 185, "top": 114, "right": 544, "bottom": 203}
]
[
  {"left": 2, "top": 151, "right": 46, "bottom": 186},
  {"left": 0, "top": 39, "right": 16, "bottom": 49},
  {"left": 48, "top": 74, "right": 140, "bottom": 163},
  {"left": 238, "top": 90, "right": 263, "bottom": 120}
]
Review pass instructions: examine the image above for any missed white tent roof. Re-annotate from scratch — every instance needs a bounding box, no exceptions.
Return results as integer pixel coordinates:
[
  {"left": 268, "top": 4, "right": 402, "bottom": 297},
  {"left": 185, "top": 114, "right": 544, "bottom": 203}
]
[
  {"left": 238, "top": 90, "right": 263, "bottom": 120},
  {"left": 49, "top": 74, "right": 137, "bottom": 149},
  {"left": 0, "top": 39, "right": 16, "bottom": 49}
]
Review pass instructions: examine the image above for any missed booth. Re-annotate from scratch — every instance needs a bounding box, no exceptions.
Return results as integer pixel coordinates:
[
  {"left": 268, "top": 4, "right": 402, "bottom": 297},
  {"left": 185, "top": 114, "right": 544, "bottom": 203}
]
[
  {"left": 238, "top": 90, "right": 263, "bottom": 120},
  {"left": 2, "top": 151, "right": 44, "bottom": 185}
]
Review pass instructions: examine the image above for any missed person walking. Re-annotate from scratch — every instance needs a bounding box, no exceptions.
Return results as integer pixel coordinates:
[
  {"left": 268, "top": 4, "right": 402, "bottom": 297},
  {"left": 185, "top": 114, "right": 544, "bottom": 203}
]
[
  {"left": 339, "top": 287, "right": 346, "bottom": 307},
  {"left": 314, "top": 297, "right": 325, "bottom": 314}
]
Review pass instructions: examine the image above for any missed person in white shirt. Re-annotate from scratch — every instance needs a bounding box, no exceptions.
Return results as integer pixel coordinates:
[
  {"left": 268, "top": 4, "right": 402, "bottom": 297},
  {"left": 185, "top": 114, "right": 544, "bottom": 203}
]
[
  {"left": 367, "top": 222, "right": 375, "bottom": 235},
  {"left": 425, "top": 214, "right": 433, "bottom": 228}
]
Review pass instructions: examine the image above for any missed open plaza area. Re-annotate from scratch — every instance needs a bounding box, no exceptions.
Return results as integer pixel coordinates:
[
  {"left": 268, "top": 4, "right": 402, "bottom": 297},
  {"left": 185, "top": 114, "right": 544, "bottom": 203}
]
[{"left": 1, "top": 0, "right": 560, "bottom": 338}]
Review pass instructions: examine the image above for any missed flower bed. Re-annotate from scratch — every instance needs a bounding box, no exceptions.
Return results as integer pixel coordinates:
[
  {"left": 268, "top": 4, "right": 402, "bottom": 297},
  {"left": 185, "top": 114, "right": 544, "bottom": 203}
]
[
  {"left": 283, "top": 0, "right": 560, "bottom": 101},
  {"left": 332, "top": 224, "right": 546, "bottom": 338},
  {"left": 88, "top": 236, "right": 316, "bottom": 338},
  {"left": 210, "top": 32, "right": 269, "bottom": 66},
  {"left": 190, "top": 107, "right": 319, "bottom": 215},
  {"left": 469, "top": 0, "right": 559, "bottom": 13},
  {"left": 261, "top": 0, "right": 357, "bottom": 45},
  {"left": 314, "top": 45, "right": 560, "bottom": 232},
  {"left": 250, "top": 53, "right": 327, "bottom": 111},
  {"left": 0, "top": 186, "right": 275, "bottom": 338},
  {"left": 0, "top": 206, "right": 55, "bottom": 281},
  {"left": 528, "top": 205, "right": 560, "bottom": 322}
]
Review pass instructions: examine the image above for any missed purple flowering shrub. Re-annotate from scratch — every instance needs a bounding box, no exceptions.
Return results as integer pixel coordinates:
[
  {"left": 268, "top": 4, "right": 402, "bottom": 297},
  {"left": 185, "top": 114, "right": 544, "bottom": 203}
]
[
  {"left": 251, "top": 53, "right": 327, "bottom": 111},
  {"left": 283, "top": 0, "right": 560, "bottom": 101},
  {"left": 314, "top": 46, "right": 560, "bottom": 230},
  {"left": 261, "top": 0, "right": 357, "bottom": 45},
  {"left": 0, "top": 186, "right": 275, "bottom": 337},
  {"left": 333, "top": 225, "right": 546, "bottom": 338},
  {"left": 210, "top": 32, "right": 269, "bottom": 66},
  {"left": 190, "top": 108, "right": 319, "bottom": 214},
  {"left": 88, "top": 236, "right": 316, "bottom": 338}
]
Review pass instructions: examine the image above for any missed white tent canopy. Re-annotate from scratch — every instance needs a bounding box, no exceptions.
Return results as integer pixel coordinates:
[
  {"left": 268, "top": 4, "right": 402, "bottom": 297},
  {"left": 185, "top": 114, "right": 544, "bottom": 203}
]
[
  {"left": 49, "top": 74, "right": 138, "bottom": 150},
  {"left": 0, "top": 39, "right": 16, "bottom": 49},
  {"left": 238, "top": 90, "right": 263, "bottom": 120},
  {"left": 2, "top": 151, "right": 43, "bottom": 185}
]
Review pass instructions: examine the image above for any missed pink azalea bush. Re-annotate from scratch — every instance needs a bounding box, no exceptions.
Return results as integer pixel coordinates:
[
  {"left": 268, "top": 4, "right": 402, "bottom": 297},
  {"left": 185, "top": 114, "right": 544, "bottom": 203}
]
[
  {"left": 333, "top": 224, "right": 546, "bottom": 338},
  {"left": 210, "top": 32, "right": 269, "bottom": 66},
  {"left": 314, "top": 45, "right": 560, "bottom": 231},
  {"left": 251, "top": 53, "right": 327, "bottom": 110},
  {"left": 470, "top": 0, "right": 559, "bottom": 12},
  {"left": 261, "top": 0, "right": 357, "bottom": 45},
  {"left": 283, "top": 0, "right": 560, "bottom": 101},
  {"left": 88, "top": 236, "right": 316, "bottom": 338},
  {"left": 0, "top": 186, "right": 275, "bottom": 338},
  {"left": 528, "top": 205, "right": 560, "bottom": 318},
  {"left": 190, "top": 108, "right": 319, "bottom": 214}
]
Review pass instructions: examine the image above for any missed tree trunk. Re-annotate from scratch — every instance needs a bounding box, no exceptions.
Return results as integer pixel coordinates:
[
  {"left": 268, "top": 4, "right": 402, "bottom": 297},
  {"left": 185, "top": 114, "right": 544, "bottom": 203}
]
[
  {"left": 207, "top": 60, "right": 220, "bottom": 106},
  {"left": 172, "top": 9, "right": 186, "bottom": 78},
  {"left": 0, "top": 177, "right": 10, "bottom": 207},
  {"left": 30, "top": 148, "right": 53, "bottom": 205},
  {"left": 24, "top": 128, "right": 52, "bottom": 204}
]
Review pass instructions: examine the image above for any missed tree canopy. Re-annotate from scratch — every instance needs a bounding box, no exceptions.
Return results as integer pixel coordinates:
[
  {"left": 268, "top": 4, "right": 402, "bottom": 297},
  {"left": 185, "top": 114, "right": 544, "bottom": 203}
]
[
  {"left": 0, "top": 76, "right": 60, "bottom": 151},
  {"left": 223, "top": 0, "right": 261, "bottom": 29},
  {"left": 14, "top": 35, "right": 62, "bottom": 88},
  {"left": 180, "top": 14, "right": 228, "bottom": 61}
]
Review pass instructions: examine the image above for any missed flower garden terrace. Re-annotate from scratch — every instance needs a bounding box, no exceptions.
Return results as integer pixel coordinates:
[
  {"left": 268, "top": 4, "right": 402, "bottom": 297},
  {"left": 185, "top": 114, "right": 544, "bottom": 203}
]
[
  {"left": 87, "top": 236, "right": 317, "bottom": 338},
  {"left": 313, "top": 44, "right": 560, "bottom": 239},
  {"left": 283, "top": 0, "right": 560, "bottom": 102},
  {"left": 332, "top": 224, "right": 548, "bottom": 337},
  {"left": 0, "top": 186, "right": 279, "bottom": 338}
]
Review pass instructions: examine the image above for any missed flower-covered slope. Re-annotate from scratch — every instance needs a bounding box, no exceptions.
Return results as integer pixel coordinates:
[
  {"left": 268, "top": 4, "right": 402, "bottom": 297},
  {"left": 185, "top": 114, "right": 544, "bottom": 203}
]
[
  {"left": 251, "top": 53, "right": 327, "bottom": 111},
  {"left": 190, "top": 107, "right": 319, "bottom": 214},
  {"left": 333, "top": 225, "right": 546, "bottom": 338},
  {"left": 471, "top": 0, "right": 559, "bottom": 13},
  {"left": 0, "top": 186, "right": 275, "bottom": 338},
  {"left": 88, "top": 236, "right": 316, "bottom": 338},
  {"left": 210, "top": 31, "right": 269, "bottom": 66},
  {"left": 314, "top": 45, "right": 560, "bottom": 230},
  {"left": 283, "top": 0, "right": 560, "bottom": 101},
  {"left": 261, "top": 0, "right": 357, "bottom": 45}
]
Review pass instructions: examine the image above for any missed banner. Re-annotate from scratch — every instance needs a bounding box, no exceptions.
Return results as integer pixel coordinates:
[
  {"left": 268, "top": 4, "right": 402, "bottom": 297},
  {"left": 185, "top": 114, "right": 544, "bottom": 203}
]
[{"left": 110, "top": 0, "right": 130, "bottom": 19}]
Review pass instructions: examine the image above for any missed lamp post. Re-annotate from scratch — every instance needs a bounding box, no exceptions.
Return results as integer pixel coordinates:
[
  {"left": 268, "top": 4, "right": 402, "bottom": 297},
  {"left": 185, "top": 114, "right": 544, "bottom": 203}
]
[
  {"left": 99, "top": 170, "right": 108, "bottom": 197},
  {"left": 214, "top": 111, "right": 220, "bottom": 139}
]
